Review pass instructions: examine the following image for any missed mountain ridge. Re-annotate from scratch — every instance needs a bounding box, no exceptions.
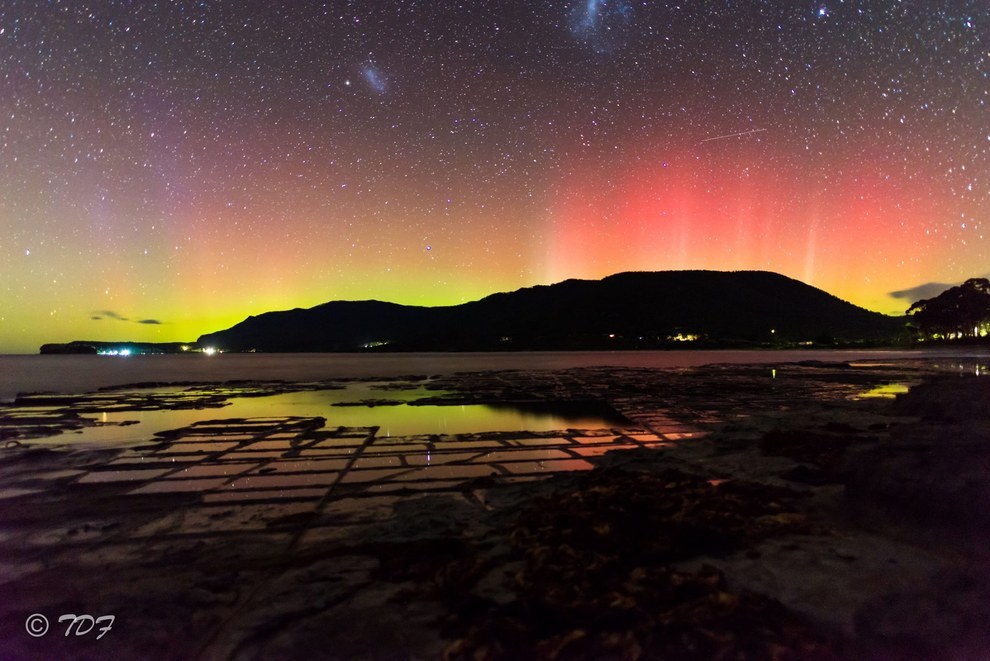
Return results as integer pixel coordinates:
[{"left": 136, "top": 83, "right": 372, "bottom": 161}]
[{"left": 194, "top": 270, "right": 905, "bottom": 352}]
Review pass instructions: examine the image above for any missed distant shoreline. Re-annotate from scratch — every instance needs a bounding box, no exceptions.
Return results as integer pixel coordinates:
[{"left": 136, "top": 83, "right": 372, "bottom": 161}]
[
  {"left": 3, "top": 348, "right": 987, "bottom": 403},
  {"left": 35, "top": 337, "right": 989, "bottom": 356}
]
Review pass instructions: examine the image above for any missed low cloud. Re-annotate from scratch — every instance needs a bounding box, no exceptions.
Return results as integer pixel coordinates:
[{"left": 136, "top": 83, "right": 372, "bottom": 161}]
[
  {"left": 889, "top": 282, "right": 956, "bottom": 302},
  {"left": 890, "top": 274, "right": 990, "bottom": 303},
  {"left": 90, "top": 310, "right": 166, "bottom": 325},
  {"left": 92, "top": 309, "right": 129, "bottom": 321}
]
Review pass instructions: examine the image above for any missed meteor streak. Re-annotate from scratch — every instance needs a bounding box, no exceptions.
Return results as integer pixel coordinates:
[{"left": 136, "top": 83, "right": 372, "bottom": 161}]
[{"left": 699, "top": 128, "right": 767, "bottom": 144}]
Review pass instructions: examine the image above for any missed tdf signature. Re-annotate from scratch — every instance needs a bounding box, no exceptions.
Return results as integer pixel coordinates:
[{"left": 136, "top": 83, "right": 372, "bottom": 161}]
[{"left": 25, "top": 613, "right": 114, "bottom": 639}]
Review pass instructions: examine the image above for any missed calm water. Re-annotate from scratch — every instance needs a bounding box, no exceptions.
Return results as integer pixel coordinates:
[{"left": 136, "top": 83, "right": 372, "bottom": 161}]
[
  {"left": 6, "top": 349, "right": 987, "bottom": 447},
  {"left": 52, "top": 385, "right": 628, "bottom": 447},
  {"left": 1, "top": 349, "right": 986, "bottom": 402}
]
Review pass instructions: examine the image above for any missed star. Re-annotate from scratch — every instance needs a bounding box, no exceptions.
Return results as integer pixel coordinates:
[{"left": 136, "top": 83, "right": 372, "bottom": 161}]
[{"left": 0, "top": 0, "right": 983, "bottom": 350}]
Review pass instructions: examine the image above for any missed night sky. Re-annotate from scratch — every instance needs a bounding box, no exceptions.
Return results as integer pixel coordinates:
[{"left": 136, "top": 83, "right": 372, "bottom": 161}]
[{"left": 1, "top": 1, "right": 987, "bottom": 352}]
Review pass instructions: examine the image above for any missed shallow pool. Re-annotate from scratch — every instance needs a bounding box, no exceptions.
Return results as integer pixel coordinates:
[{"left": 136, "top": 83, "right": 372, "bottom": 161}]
[{"left": 54, "top": 384, "right": 628, "bottom": 446}]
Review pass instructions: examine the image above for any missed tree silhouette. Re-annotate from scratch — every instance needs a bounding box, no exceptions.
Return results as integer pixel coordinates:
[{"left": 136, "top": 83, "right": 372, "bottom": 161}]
[{"left": 907, "top": 278, "right": 990, "bottom": 339}]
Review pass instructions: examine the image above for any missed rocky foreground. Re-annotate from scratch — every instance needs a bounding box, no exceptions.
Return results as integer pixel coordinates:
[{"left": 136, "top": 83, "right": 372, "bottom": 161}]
[{"left": 0, "top": 360, "right": 987, "bottom": 659}]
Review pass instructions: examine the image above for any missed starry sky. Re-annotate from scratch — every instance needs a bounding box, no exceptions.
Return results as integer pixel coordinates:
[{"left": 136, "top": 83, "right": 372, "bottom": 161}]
[{"left": 1, "top": 1, "right": 987, "bottom": 352}]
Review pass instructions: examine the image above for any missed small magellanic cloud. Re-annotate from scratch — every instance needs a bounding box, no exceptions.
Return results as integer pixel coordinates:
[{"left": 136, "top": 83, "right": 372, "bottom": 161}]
[{"left": 362, "top": 63, "right": 386, "bottom": 94}]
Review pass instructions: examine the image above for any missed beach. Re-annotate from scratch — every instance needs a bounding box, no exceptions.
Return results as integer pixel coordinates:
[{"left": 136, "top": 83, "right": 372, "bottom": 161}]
[{"left": 0, "top": 356, "right": 988, "bottom": 658}]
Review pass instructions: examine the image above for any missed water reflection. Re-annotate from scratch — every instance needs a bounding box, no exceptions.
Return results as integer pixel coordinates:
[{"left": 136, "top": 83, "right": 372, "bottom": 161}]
[
  {"left": 854, "top": 383, "right": 911, "bottom": 399},
  {"left": 63, "top": 385, "right": 626, "bottom": 446},
  {"left": 930, "top": 362, "right": 989, "bottom": 376}
]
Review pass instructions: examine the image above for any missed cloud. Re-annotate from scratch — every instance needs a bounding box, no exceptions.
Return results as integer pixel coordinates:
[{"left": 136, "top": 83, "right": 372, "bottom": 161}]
[
  {"left": 90, "top": 310, "right": 166, "bottom": 325},
  {"left": 889, "top": 273, "right": 990, "bottom": 302},
  {"left": 93, "top": 309, "right": 129, "bottom": 321},
  {"left": 889, "top": 282, "right": 956, "bottom": 302}
]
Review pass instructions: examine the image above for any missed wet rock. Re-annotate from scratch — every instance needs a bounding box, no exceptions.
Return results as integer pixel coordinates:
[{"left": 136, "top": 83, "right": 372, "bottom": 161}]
[
  {"left": 0, "top": 360, "right": 984, "bottom": 658},
  {"left": 844, "top": 423, "right": 990, "bottom": 535},
  {"left": 855, "top": 570, "right": 990, "bottom": 659},
  {"left": 892, "top": 375, "right": 990, "bottom": 423},
  {"left": 760, "top": 429, "right": 854, "bottom": 473},
  {"left": 331, "top": 399, "right": 403, "bottom": 407},
  {"left": 844, "top": 376, "right": 990, "bottom": 537},
  {"left": 781, "top": 464, "right": 843, "bottom": 486},
  {"left": 439, "top": 468, "right": 839, "bottom": 659}
]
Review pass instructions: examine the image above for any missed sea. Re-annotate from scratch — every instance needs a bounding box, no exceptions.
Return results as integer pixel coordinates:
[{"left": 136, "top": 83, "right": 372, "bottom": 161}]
[{"left": 2, "top": 348, "right": 987, "bottom": 402}]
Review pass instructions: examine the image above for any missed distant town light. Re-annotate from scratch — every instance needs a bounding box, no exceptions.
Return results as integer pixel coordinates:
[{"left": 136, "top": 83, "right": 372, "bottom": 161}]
[
  {"left": 203, "top": 347, "right": 217, "bottom": 355},
  {"left": 97, "top": 347, "right": 133, "bottom": 356}
]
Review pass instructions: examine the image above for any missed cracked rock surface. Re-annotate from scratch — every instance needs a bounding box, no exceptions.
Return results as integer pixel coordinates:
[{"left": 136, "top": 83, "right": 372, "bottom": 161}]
[{"left": 0, "top": 359, "right": 986, "bottom": 659}]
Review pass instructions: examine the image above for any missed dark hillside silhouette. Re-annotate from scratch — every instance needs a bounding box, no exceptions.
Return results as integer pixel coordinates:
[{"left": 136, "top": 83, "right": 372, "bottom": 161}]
[{"left": 195, "top": 270, "right": 903, "bottom": 352}]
